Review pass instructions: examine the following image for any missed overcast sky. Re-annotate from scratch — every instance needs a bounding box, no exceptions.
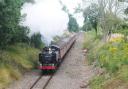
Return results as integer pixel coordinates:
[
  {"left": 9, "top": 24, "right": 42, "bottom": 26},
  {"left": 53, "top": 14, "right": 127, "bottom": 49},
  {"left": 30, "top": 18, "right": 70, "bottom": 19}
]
[{"left": 22, "top": 0, "right": 83, "bottom": 44}]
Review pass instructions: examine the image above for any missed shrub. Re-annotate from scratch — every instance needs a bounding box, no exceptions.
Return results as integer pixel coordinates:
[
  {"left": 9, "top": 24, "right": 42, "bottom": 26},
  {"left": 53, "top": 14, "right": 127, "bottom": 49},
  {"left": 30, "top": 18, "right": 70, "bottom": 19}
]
[{"left": 86, "top": 32, "right": 128, "bottom": 89}]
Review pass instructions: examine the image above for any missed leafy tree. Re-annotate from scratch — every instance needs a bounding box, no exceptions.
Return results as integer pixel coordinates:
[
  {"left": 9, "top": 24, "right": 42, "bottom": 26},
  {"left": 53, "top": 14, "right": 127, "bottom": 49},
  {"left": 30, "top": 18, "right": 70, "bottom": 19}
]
[
  {"left": 68, "top": 15, "right": 79, "bottom": 32},
  {"left": 83, "top": 3, "right": 99, "bottom": 35},
  {"left": 9, "top": 26, "right": 30, "bottom": 44},
  {"left": 82, "top": 21, "right": 92, "bottom": 31},
  {"left": 59, "top": 0, "right": 79, "bottom": 32},
  {"left": 30, "top": 32, "right": 45, "bottom": 49},
  {"left": 0, "top": 0, "right": 34, "bottom": 49},
  {"left": 82, "top": 0, "right": 125, "bottom": 37},
  {"left": 0, "top": 0, "right": 23, "bottom": 48}
]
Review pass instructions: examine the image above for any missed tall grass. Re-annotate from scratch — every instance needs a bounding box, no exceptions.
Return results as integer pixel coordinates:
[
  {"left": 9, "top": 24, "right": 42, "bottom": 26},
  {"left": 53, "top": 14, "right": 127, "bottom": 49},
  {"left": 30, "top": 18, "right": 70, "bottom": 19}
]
[
  {"left": 83, "top": 31, "right": 128, "bottom": 89},
  {"left": 0, "top": 43, "right": 40, "bottom": 88},
  {"left": 83, "top": 31, "right": 104, "bottom": 64}
]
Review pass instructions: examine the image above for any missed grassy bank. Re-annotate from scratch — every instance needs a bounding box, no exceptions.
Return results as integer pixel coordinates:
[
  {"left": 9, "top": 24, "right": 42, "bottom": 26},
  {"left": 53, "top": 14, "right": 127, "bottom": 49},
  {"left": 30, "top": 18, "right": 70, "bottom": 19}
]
[
  {"left": 0, "top": 43, "right": 40, "bottom": 88},
  {"left": 83, "top": 31, "right": 128, "bottom": 89},
  {"left": 83, "top": 31, "right": 104, "bottom": 64}
]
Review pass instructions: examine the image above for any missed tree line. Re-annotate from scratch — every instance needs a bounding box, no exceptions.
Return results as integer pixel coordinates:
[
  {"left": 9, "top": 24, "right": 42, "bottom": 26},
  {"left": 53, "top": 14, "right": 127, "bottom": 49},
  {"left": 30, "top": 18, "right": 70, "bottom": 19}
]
[
  {"left": 0, "top": 0, "right": 44, "bottom": 49},
  {"left": 82, "top": 0, "right": 128, "bottom": 37}
]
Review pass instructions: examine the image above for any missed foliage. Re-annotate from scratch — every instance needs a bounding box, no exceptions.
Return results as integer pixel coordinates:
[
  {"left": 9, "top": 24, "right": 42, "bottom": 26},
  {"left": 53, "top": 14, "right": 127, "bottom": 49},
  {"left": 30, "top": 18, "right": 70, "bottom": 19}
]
[
  {"left": 82, "top": 20, "right": 92, "bottom": 32},
  {"left": 98, "top": 42, "right": 128, "bottom": 72},
  {"left": 51, "top": 35, "right": 61, "bottom": 44},
  {"left": 90, "top": 75, "right": 106, "bottom": 89},
  {"left": 82, "top": 0, "right": 125, "bottom": 38},
  {"left": 83, "top": 3, "right": 99, "bottom": 34},
  {"left": 68, "top": 15, "right": 79, "bottom": 32},
  {"left": 0, "top": 0, "right": 43, "bottom": 49},
  {"left": 83, "top": 31, "right": 97, "bottom": 49},
  {"left": 112, "top": 22, "right": 128, "bottom": 36},
  {"left": 124, "top": 7, "right": 128, "bottom": 15},
  {"left": 82, "top": 0, "right": 128, "bottom": 88},
  {"left": 0, "top": 0, "right": 26, "bottom": 49},
  {"left": 59, "top": 0, "right": 69, "bottom": 14},
  {"left": 51, "top": 31, "right": 71, "bottom": 45},
  {"left": 118, "top": 0, "right": 128, "bottom": 15},
  {"left": 85, "top": 32, "right": 128, "bottom": 72},
  {"left": 83, "top": 31, "right": 128, "bottom": 89},
  {"left": 0, "top": 44, "right": 39, "bottom": 88},
  {"left": 30, "top": 32, "right": 45, "bottom": 49},
  {"left": 83, "top": 31, "right": 103, "bottom": 64},
  {"left": 104, "top": 12, "right": 122, "bottom": 32},
  {"left": 113, "top": 29, "right": 128, "bottom": 36},
  {"left": 59, "top": 0, "right": 79, "bottom": 32},
  {"left": 0, "top": 0, "right": 44, "bottom": 88},
  {"left": 90, "top": 65, "right": 128, "bottom": 89}
]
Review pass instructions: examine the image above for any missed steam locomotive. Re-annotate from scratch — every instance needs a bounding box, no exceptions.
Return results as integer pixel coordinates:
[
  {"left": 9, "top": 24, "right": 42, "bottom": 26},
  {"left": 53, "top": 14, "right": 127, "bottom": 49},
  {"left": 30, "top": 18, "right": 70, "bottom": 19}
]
[{"left": 39, "top": 34, "right": 76, "bottom": 73}]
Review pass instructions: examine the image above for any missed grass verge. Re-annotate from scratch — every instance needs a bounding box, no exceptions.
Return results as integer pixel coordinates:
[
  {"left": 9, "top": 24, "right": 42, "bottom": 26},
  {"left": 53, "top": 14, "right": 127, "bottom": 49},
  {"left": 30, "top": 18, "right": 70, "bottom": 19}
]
[
  {"left": 0, "top": 43, "right": 40, "bottom": 88},
  {"left": 83, "top": 31, "right": 128, "bottom": 89}
]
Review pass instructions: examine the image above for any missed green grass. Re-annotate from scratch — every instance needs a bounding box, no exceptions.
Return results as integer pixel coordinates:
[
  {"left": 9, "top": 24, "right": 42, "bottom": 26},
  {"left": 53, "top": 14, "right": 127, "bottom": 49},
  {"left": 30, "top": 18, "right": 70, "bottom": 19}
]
[
  {"left": 83, "top": 31, "right": 104, "bottom": 64},
  {"left": 97, "top": 41, "right": 128, "bottom": 73},
  {"left": 90, "top": 65, "right": 128, "bottom": 89},
  {"left": 83, "top": 31, "right": 128, "bottom": 89},
  {"left": 90, "top": 75, "right": 106, "bottom": 89},
  {"left": 83, "top": 31, "right": 96, "bottom": 49},
  {"left": 0, "top": 43, "right": 40, "bottom": 88}
]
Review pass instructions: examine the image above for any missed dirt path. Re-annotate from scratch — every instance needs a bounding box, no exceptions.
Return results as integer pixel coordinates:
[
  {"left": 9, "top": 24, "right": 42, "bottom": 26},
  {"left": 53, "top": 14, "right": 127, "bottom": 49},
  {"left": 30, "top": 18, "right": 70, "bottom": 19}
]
[
  {"left": 45, "top": 33, "right": 96, "bottom": 89},
  {"left": 7, "top": 33, "right": 96, "bottom": 89}
]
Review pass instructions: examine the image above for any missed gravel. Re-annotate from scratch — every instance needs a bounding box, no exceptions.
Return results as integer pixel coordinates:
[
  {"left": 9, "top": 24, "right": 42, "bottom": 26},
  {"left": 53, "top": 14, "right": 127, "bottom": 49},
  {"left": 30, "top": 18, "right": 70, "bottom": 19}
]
[{"left": 45, "top": 33, "right": 97, "bottom": 89}]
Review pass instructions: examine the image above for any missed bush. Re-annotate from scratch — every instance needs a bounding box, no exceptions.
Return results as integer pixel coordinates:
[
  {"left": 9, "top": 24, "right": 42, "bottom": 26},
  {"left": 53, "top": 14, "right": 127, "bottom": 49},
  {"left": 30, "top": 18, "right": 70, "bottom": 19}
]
[
  {"left": 85, "top": 32, "right": 128, "bottom": 89},
  {"left": 97, "top": 41, "right": 128, "bottom": 73}
]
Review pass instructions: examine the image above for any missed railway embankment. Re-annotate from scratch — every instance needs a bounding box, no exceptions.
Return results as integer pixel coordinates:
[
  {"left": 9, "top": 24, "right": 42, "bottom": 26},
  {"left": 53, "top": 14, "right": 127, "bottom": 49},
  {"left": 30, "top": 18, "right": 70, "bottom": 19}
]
[
  {"left": 0, "top": 44, "right": 40, "bottom": 89},
  {"left": 83, "top": 31, "right": 128, "bottom": 89}
]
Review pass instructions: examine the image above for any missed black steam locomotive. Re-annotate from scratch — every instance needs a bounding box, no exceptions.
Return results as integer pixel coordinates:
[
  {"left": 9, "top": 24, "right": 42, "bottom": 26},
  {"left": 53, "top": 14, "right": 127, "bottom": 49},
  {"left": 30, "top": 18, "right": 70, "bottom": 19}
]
[{"left": 39, "top": 34, "right": 76, "bottom": 73}]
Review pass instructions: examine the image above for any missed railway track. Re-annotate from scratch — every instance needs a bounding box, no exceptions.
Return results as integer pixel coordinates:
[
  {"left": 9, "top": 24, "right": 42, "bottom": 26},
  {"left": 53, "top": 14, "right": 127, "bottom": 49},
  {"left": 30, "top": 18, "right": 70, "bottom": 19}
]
[{"left": 29, "top": 74, "right": 53, "bottom": 89}]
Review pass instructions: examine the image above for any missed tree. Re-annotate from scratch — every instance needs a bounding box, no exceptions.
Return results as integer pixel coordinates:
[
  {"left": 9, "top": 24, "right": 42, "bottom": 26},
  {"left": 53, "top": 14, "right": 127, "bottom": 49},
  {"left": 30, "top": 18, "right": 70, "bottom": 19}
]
[
  {"left": 0, "top": 0, "right": 23, "bottom": 48},
  {"left": 0, "top": 0, "right": 34, "bottom": 49},
  {"left": 68, "top": 15, "right": 79, "bottom": 32},
  {"left": 82, "top": 22, "right": 92, "bottom": 31},
  {"left": 30, "top": 32, "right": 45, "bottom": 49},
  {"left": 124, "top": 7, "right": 128, "bottom": 15},
  {"left": 82, "top": 0, "right": 125, "bottom": 37},
  {"left": 83, "top": 3, "right": 99, "bottom": 35},
  {"left": 59, "top": 0, "right": 79, "bottom": 32}
]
